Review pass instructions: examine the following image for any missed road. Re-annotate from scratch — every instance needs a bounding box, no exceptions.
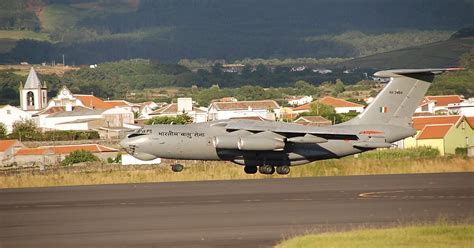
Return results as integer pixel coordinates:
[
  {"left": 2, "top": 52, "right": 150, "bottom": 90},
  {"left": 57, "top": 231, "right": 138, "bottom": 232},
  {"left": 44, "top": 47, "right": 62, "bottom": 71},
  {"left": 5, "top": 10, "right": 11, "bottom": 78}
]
[{"left": 1, "top": 172, "right": 473, "bottom": 247}]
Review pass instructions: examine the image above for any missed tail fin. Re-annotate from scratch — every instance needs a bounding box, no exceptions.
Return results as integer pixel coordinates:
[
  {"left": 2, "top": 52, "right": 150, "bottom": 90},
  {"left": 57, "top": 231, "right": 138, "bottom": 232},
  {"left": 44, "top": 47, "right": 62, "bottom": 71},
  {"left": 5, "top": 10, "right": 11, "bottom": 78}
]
[{"left": 349, "top": 68, "right": 463, "bottom": 127}]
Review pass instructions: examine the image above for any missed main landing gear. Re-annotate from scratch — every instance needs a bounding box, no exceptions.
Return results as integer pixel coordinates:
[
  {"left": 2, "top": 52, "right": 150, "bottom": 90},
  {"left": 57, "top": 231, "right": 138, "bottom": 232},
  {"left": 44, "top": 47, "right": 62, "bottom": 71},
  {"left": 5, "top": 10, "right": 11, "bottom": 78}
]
[{"left": 244, "top": 165, "right": 290, "bottom": 175}]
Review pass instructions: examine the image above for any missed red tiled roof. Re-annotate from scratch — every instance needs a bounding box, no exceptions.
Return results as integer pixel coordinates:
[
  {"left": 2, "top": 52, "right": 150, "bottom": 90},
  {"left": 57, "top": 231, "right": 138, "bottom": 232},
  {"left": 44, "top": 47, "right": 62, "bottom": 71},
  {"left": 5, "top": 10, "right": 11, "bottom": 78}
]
[
  {"left": 75, "top": 95, "right": 113, "bottom": 109},
  {"left": 104, "top": 100, "right": 129, "bottom": 107},
  {"left": 292, "top": 102, "right": 312, "bottom": 111},
  {"left": 211, "top": 100, "right": 279, "bottom": 111},
  {"left": 466, "top": 117, "right": 474, "bottom": 128},
  {"left": 15, "top": 144, "right": 118, "bottom": 156},
  {"left": 36, "top": 106, "right": 66, "bottom": 115},
  {"left": 296, "top": 116, "right": 331, "bottom": 123},
  {"left": 412, "top": 115, "right": 463, "bottom": 131},
  {"left": 0, "top": 140, "right": 21, "bottom": 152},
  {"left": 319, "top": 96, "right": 363, "bottom": 108},
  {"left": 417, "top": 124, "right": 452, "bottom": 139},
  {"left": 425, "top": 95, "right": 463, "bottom": 107}
]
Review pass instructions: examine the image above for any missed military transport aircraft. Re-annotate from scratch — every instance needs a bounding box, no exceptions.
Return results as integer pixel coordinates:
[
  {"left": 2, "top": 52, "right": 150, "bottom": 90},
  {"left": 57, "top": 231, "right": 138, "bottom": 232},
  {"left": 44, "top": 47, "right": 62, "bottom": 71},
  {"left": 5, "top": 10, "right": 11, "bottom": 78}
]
[{"left": 120, "top": 68, "right": 462, "bottom": 175}]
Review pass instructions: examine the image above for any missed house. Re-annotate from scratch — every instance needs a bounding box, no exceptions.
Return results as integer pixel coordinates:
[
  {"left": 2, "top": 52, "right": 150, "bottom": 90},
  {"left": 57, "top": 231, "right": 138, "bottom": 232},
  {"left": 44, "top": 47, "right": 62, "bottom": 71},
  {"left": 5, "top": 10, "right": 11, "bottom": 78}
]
[
  {"left": 292, "top": 96, "right": 364, "bottom": 115},
  {"left": 294, "top": 116, "right": 332, "bottom": 126},
  {"left": 103, "top": 100, "right": 140, "bottom": 113},
  {"left": 318, "top": 96, "right": 364, "bottom": 113},
  {"left": 287, "top": 96, "right": 313, "bottom": 106},
  {"left": 149, "top": 98, "right": 208, "bottom": 123},
  {"left": 403, "top": 115, "right": 474, "bottom": 155},
  {"left": 14, "top": 144, "right": 119, "bottom": 166},
  {"left": 208, "top": 100, "right": 280, "bottom": 121},
  {"left": 37, "top": 106, "right": 135, "bottom": 132},
  {"left": 137, "top": 101, "right": 160, "bottom": 119},
  {"left": 0, "top": 140, "right": 24, "bottom": 165},
  {"left": 0, "top": 105, "right": 32, "bottom": 134},
  {"left": 447, "top": 98, "right": 474, "bottom": 116},
  {"left": 415, "top": 95, "right": 464, "bottom": 115}
]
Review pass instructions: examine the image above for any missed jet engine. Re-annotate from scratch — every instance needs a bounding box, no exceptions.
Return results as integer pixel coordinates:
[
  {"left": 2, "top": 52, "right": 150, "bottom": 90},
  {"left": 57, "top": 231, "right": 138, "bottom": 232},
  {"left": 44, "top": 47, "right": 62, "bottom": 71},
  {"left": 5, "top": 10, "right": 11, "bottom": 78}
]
[
  {"left": 237, "top": 137, "right": 285, "bottom": 151},
  {"left": 213, "top": 136, "right": 240, "bottom": 149}
]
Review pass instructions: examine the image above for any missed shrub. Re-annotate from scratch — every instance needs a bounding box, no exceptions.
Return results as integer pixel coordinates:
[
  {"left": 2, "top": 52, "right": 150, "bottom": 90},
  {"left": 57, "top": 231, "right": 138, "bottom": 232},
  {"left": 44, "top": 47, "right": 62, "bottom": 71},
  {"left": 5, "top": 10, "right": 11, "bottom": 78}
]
[
  {"left": 61, "top": 150, "right": 99, "bottom": 166},
  {"left": 455, "top": 147, "right": 468, "bottom": 156},
  {"left": 0, "top": 123, "right": 7, "bottom": 139},
  {"left": 359, "top": 146, "right": 440, "bottom": 160}
]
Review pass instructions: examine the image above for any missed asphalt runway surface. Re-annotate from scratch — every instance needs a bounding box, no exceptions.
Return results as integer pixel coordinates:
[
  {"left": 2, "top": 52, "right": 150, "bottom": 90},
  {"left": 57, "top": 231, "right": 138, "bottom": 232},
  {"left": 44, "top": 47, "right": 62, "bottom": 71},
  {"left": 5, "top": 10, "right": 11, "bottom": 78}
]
[{"left": 1, "top": 172, "right": 473, "bottom": 248}]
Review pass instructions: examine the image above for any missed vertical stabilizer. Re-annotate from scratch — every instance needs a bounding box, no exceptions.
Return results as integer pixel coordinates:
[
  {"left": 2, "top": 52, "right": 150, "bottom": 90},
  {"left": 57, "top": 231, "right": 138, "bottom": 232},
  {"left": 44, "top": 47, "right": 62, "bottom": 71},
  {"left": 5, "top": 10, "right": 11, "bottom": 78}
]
[{"left": 348, "top": 68, "right": 462, "bottom": 127}]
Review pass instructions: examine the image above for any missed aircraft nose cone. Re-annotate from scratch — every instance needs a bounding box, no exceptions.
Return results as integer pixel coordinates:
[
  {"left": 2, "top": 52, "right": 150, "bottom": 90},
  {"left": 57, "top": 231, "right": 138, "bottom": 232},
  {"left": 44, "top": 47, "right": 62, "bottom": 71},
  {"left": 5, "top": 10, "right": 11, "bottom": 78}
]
[{"left": 119, "top": 138, "right": 131, "bottom": 153}]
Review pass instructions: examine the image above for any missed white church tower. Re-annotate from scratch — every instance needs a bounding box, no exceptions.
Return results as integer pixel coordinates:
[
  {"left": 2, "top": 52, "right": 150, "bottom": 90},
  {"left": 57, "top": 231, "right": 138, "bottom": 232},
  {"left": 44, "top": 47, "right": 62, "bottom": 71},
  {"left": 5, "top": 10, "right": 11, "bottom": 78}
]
[{"left": 20, "top": 67, "right": 48, "bottom": 112}]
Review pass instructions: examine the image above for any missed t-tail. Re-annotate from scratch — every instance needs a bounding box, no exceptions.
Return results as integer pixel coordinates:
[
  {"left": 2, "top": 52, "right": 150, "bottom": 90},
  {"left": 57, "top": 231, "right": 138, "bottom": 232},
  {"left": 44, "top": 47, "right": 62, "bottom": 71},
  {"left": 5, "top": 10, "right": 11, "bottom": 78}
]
[{"left": 348, "top": 68, "right": 463, "bottom": 127}]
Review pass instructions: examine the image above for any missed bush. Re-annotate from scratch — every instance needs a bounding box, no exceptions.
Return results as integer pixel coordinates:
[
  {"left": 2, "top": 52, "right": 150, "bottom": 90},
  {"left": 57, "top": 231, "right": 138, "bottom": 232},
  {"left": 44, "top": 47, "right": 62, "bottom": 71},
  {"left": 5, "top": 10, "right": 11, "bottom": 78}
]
[
  {"left": 455, "top": 147, "right": 468, "bottom": 156},
  {"left": 0, "top": 123, "right": 7, "bottom": 139},
  {"left": 61, "top": 150, "right": 99, "bottom": 166},
  {"left": 359, "top": 146, "right": 440, "bottom": 160}
]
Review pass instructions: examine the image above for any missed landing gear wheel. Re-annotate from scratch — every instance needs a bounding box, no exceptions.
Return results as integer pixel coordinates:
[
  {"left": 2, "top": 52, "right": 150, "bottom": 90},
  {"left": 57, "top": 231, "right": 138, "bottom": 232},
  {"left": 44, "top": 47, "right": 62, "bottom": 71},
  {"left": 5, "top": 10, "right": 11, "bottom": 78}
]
[
  {"left": 244, "top": 166, "right": 258, "bottom": 174},
  {"left": 171, "top": 164, "right": 184, "bottom": 172},
  {"left": 276, "top": 165, "right": 290, "bottom": 175},
  {"left": 259, "top": 165, "right": 275, "bottom": 175}
]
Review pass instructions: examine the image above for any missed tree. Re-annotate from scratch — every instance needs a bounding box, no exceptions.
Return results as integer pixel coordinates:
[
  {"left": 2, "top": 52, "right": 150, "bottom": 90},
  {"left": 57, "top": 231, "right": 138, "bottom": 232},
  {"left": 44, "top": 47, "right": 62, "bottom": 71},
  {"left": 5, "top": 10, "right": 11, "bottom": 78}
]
[
  {"left": 61, "top": 150, "right": 99, "bottom": 166},
  {"left": 11, "top": 119, "right": 38, "bottom": 141},
  {"left": 0, "top": 123, "right": 7, "bottom": 139},
  {"left": 332, "top": 79, "right": 345, "bottom": 96}
]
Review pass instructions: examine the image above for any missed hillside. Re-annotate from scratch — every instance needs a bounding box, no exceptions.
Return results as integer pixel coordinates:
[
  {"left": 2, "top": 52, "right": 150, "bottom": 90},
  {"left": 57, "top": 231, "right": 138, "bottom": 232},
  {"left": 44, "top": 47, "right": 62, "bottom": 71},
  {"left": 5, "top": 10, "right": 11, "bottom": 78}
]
[
  {"left": 0, "top": 0, "right": 472, "bottom": 64},
  {"left": 336, "top": 37, "right": 474, "bottom": 69}
]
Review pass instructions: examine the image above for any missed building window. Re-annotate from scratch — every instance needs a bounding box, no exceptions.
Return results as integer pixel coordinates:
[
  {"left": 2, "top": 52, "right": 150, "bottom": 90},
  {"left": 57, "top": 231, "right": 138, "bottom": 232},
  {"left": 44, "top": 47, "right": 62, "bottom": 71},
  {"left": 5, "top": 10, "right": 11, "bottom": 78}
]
[
  {"left": 27, "top": 91, "right": 34, "bottom": 106},
  {"left": 6, "top": 110, "right": 11, "bottom": 114}
]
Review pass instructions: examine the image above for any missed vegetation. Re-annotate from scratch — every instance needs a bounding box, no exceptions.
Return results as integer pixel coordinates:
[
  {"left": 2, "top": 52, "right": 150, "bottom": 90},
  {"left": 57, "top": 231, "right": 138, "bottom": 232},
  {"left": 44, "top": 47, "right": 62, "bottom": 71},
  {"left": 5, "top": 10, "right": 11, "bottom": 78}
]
[
  {"left": 145, "top": 114, "right": 193, "bottom": 125},
  {"left": 3, "top": 119, "right": 100, "bottom": 141},
  {"left": 279, "top": 223, "right": 474, "bottom": 248},
  {"left": 0, "top": 123, "right": 7, "bottom": 139},
  {"left": 61, "top": 150, "right": 99, "bottom": 166}
]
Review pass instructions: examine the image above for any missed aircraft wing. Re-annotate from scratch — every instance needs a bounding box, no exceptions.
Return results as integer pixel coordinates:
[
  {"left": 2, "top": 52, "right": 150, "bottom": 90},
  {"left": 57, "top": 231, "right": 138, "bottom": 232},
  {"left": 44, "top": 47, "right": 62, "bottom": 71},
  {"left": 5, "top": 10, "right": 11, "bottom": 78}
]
[{"left": 221, "top": 119, "right": 358, "bottom": 140}]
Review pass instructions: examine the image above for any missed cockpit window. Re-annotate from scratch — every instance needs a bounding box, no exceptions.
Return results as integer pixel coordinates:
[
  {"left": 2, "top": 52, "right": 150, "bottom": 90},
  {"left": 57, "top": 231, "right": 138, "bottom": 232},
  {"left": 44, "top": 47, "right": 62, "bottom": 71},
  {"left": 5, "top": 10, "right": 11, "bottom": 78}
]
[{"left": 127, "top": 128, "right": 152, "bottom": 138}]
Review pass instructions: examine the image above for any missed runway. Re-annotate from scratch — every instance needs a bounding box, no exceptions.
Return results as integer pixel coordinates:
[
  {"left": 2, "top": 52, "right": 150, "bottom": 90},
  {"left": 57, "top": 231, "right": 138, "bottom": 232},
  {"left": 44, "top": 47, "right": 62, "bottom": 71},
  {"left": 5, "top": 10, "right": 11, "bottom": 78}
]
[{"left": 1, "top": 172, "right": 473, "bottom": 247}]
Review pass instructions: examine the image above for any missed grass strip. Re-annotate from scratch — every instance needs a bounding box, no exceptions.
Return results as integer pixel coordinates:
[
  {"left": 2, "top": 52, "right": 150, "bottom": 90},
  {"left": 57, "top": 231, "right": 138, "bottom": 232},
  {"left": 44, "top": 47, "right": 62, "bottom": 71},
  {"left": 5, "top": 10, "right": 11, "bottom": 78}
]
[{"left": 278, "top": 224, "right": 474, "bottom": 248}]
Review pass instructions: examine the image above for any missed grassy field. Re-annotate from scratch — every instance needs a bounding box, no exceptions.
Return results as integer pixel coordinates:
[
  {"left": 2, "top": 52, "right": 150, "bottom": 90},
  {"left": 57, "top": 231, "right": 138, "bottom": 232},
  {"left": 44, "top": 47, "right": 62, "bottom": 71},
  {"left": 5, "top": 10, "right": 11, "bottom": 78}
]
[
  {"left": 0, "top": 30, "right": 50, "bottom": 41},
  {"left": 1, "top": 154, "right": 472, "bottom": 188},
  {"left": 278, "top": 223, "right": 474, "bottom": 248}
]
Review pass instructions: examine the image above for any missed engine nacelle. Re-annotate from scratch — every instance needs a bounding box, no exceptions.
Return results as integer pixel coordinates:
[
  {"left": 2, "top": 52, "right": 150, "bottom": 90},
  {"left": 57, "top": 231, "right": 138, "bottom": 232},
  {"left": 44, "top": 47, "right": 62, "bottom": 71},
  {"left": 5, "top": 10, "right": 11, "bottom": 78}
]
[
  {"left": 213, "top": 135, "right": 240, "bottom": 149},
  {"left": 238, "top": 137, "right": 285, "bottom": 151}
]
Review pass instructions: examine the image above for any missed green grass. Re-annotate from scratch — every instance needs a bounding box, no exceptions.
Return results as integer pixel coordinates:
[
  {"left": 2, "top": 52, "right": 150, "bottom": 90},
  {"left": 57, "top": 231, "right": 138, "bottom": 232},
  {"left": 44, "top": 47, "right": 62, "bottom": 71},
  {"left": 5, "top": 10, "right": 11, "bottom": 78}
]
[
  {"left": 279, "top": 224, "right": 474, "bottom": 248},
  {"left": 0, "top": 30, "right": 49, "bottom": 41}
]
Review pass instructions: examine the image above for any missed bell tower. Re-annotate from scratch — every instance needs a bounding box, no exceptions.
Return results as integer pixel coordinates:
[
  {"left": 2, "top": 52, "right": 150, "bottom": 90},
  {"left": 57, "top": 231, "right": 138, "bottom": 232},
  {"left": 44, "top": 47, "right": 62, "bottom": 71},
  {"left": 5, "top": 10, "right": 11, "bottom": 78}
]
[{"left": 20, "top": 67, "right": 48, "bottom": 112}]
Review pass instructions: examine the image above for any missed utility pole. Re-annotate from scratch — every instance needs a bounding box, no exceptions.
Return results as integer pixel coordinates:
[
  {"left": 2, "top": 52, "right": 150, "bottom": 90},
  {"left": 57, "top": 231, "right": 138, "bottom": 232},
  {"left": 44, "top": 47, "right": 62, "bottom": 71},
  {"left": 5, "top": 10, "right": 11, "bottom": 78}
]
[{"left": 62, "top": 54, "right": 65, "bottom": 66}]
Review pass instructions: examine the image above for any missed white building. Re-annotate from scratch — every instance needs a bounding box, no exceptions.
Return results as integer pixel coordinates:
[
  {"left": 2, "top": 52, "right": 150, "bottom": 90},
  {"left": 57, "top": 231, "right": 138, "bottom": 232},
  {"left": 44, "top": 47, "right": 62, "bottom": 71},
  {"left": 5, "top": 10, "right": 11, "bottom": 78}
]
[
  {"left": 417, "top": 95, "right": 464, "bottom": 115},
  {"left": 208, "top": 100, "right": 280, "bottom": 121},
  {"left": 318, "top": 96, "right": 364, "bottom": 113},
  {"left": 287, "top": 96, "right": 313, "bottom": 106},
  {"left": 447, "top": 98, "right": 474, "bottom": 116},
  {"left": 19, "top": 67, "right": 48, "bottom": 113},
  {"left": 149, "top": 98, "right": 208, "bottom": 123},
  {"left": 0, "top": 105, "right": 32, "bottom": 134}
]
